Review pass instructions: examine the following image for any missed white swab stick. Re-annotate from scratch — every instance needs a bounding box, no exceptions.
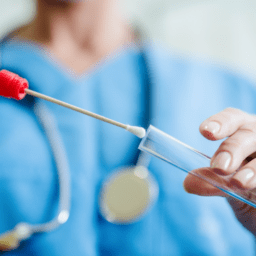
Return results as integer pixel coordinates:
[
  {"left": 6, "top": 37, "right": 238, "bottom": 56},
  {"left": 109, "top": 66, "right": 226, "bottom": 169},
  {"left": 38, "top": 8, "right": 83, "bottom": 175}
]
[{"left": 25, "top": 89, "right": 146, "bottom": 138}]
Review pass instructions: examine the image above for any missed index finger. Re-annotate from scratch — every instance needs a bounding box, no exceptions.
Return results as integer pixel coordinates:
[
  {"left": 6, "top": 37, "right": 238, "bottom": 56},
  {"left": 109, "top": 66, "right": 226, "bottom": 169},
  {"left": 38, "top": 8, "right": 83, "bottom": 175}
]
[{"left": 200, "top": 108, "right": 254, "bottom": 141}]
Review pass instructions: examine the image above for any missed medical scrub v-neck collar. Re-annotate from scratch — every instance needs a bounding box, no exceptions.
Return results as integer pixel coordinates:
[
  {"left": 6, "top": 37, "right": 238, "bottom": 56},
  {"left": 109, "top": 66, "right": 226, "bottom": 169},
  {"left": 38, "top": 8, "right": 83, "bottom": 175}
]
[{"left": 2, "top": 39, "right": 140, "bottom": 84}]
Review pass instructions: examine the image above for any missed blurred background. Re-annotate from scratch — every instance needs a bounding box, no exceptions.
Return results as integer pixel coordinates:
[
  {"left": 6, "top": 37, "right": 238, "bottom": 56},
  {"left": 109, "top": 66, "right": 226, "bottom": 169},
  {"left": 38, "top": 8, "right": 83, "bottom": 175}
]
[{"left": 1, "top": 0, "right": 256, "bottom": 82}]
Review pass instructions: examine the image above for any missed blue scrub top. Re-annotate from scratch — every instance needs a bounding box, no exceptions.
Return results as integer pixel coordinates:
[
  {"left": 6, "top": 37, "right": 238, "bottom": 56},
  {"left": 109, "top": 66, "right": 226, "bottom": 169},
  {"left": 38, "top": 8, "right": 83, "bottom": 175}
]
[{"left": 0, "top": 39, "right": 255, "bottom": 255}]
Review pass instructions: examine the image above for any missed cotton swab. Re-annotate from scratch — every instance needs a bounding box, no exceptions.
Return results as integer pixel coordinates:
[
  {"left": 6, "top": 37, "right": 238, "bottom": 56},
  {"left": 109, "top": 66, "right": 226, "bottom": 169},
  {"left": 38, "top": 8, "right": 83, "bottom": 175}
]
[
  {"left": 25, "top": 89, "right": 146, "bottom": 138},
  {"left": 0, "top": 70, "right": 146, "bottom": 138}
]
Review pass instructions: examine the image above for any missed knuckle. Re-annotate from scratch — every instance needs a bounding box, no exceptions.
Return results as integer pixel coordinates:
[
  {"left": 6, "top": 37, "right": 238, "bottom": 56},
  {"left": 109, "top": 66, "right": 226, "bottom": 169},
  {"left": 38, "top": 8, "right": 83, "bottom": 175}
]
[
  {"left": 221, "top": 131, "right": 256, "bottom": 151},
  {"left": 224, "top": 107, "right": 237, "bottom": 112},
  {"left": 242, "top": 123, "right": 256, "bottom": 133},
  {"left": 224, "top": 107, "right": 244, "bottom": 115},
  {"left": 217, "top": 108, "right": 245, "bottom": 123},
  {"left": 220, "top": 139, "right": 241, "bottom": 150}
]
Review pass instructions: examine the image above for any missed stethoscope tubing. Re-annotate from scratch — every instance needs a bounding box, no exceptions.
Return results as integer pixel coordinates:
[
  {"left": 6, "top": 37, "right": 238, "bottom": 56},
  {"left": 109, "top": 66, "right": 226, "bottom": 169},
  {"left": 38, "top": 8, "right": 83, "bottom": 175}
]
[{"left": 31, "top": 102, "right": 71, "bottom": 234}]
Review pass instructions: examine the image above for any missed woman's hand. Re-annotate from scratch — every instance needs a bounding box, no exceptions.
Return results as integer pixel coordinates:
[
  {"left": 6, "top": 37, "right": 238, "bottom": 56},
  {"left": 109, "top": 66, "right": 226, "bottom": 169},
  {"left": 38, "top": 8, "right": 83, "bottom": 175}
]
[{"left": 183, "top": 108, "right": 256, "bottom": 235}]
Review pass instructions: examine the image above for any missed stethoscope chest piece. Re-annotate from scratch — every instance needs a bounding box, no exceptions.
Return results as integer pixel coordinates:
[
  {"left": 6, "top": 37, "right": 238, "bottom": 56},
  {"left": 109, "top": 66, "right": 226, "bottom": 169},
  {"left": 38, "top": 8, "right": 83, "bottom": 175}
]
[{"left": 99, "top": 163, "right": 159, "bottom": 224}]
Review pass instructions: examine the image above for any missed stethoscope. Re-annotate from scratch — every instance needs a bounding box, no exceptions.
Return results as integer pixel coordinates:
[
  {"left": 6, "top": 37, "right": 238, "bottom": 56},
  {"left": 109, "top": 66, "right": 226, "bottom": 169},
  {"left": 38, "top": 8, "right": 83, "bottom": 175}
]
[
  {"left": 0, "top": 48, "right": 159, "bottom": 250},
  {"left": 0, "top": 103, "right": 70, "bottom": 250},
  {"left": 99, "top": 48, "right": 159, "bottom": 224},
  {"left": 99, "top": 151, "right": 159, "bottom": 224}
]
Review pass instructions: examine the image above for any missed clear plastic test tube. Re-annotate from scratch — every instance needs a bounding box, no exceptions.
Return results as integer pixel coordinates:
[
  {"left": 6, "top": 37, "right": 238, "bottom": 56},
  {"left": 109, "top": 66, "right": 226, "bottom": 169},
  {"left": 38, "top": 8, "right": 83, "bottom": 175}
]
[{"left": 139, "top": 125, "right": 256, "bottom": 208}]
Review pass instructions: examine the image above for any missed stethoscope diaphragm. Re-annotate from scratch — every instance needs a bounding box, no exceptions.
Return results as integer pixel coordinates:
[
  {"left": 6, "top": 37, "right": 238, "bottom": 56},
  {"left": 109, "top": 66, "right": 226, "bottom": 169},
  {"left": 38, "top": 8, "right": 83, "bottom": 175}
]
[{"left": 99, "top": 153, "right": 159, "bottom": 224}]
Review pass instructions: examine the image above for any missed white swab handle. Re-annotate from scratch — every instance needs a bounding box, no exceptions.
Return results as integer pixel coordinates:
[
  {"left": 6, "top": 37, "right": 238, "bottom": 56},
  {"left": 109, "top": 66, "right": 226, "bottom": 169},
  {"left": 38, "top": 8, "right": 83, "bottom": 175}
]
[{"left": 25, "top": 89, "right": 146, "bottom": 138}]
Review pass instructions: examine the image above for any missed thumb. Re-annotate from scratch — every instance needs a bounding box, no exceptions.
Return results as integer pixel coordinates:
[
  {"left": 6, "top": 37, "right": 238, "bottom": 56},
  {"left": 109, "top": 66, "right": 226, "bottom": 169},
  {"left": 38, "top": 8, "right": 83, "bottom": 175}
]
[{"left": 183, "top": 168, "right": 227, "bottom": 196}]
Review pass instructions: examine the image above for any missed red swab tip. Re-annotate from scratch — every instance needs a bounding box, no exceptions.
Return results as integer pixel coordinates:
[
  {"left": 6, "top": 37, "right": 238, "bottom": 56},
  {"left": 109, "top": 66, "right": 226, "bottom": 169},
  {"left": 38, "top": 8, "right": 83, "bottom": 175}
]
[{"left": 0, "top": 70, "right": 29, "bottom": 100}]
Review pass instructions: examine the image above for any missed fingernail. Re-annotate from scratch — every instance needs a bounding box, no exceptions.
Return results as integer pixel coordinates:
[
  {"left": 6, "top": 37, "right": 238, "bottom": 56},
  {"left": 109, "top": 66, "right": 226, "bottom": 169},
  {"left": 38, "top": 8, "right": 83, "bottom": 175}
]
[
  {"left": 232, "top": 168, "right": 255, "bottom": 186},
  {"left": 203, "top": 121, "right": 220, "bottom": 134},
  {"left": 211, "top": 152, "right": 231, "bottom": 171}
]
